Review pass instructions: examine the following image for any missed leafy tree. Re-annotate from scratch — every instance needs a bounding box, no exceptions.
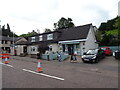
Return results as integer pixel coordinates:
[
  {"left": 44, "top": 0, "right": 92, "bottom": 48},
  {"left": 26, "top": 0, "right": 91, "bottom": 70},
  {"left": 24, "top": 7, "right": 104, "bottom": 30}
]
[
  {"left": 44, "top": 28, "right": 52, "bottom": 33},
  {"left": 19, "top": 30, "right": 38, "bottom": 37},
  {"left": 53, "top": 17, "right": 75, "bottom": 30},
  {"left": 98, "top": 16, "right": 118, "bottom": 31},
  {"left": 1, "top": 24, "right": 18, "bottom": 37}
]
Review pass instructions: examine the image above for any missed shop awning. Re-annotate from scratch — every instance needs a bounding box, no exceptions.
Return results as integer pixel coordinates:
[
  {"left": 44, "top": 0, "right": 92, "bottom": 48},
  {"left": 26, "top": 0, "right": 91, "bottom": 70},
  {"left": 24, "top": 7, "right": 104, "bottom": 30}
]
[{"left": 60, "top": 41, "right": 80, "bottom": 44}]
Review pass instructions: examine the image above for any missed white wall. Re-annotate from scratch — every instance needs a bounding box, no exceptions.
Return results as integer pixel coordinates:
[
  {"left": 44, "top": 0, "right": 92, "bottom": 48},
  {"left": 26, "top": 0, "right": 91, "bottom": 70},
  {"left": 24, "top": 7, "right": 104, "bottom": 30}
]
[
  {"left": 27, "top": 45, "right": 38, "bottom": 54},
  {"left": 48, "top": 44, "right": 59, "bottom": 52},
  {"left": 85, "top": 27, "right": 98, "bottom": 53},
  {"left": 80, "top": 42, "right": 86, "bottom": 55},
  {"left": 16, "top": 45, "right": 25, "bottom": 55}
]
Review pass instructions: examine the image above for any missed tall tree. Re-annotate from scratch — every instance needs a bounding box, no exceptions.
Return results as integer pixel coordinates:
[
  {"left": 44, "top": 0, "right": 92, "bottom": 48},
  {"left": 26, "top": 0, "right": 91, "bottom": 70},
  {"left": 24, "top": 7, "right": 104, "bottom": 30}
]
[
  {"left": 53, "top": 17, "right": 75, "bottom": 30},
  {"left": 7, "top": 23, "right": 11, "bottom": 32}
]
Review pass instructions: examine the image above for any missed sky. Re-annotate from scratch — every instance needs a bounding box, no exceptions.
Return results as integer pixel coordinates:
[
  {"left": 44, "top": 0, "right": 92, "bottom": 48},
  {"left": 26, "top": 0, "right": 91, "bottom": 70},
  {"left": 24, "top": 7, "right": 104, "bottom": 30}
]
[{"left": 0, "top": 0, "right": 119, "bottom": 35}]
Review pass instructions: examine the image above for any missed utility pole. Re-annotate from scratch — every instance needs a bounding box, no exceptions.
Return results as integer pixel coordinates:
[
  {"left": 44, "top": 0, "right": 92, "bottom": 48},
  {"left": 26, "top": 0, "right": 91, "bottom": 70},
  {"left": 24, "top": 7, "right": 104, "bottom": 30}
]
[{"left": 12, "top": 26, "right": 15, "bottom": 56}]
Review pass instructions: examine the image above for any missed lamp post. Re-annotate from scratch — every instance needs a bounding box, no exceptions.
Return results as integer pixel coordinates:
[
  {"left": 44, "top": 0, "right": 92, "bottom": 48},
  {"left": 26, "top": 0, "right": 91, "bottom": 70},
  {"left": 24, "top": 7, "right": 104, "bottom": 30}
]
[{"left": 12, "top": 26, "right": 15, "bottom": 56}]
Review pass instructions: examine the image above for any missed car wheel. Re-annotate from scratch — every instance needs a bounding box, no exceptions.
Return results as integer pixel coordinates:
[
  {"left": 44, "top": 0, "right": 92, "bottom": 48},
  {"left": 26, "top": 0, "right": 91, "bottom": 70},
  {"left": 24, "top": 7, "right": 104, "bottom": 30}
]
[
  {"left": 92, "top": 59, "right": 96, "bottom": 63},
  {"left": 82, "top": 59, "right": 86, "bottom": 63},
  {"left": 95, "top": 59, "right": 98, "bottom": 63}
]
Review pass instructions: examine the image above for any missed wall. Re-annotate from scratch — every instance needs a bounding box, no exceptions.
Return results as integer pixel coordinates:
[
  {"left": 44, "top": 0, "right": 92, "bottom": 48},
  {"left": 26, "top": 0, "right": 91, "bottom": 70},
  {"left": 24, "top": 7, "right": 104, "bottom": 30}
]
[
  {"left": 84, "top": 27, "right": 98, "bottom": 54},
  {"left": 27, "top": 45, "right": 39, "bottom": 55},
  {"left": 16, "top": 45, "right": 25, "bottom": 55},
  {"left": 48, "top": 43, "right": 59, "bottom": 52}
]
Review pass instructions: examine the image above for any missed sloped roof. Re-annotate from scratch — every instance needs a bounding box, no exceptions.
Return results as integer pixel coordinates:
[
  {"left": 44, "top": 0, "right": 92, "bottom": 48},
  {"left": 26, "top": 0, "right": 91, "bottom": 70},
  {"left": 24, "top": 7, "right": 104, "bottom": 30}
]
[
  {"left": 58, "top": 24, "right": 92, "bottom": 41},
  {"left": 0, "top": 36, "right": 19, "bottom": 41}
]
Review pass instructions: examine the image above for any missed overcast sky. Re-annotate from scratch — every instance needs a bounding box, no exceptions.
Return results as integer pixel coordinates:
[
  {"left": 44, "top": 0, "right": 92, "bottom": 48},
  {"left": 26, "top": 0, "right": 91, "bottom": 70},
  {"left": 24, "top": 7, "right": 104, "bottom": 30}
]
[{"left": 0, "top": 0, "right": 119, "bottom": 35}]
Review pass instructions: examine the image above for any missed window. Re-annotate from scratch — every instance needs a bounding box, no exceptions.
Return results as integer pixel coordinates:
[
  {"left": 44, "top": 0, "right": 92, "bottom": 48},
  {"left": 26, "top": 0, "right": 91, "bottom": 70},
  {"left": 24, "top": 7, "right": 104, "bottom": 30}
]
[
  {"left": 5, "top": 41, "right": 7, "bottom": 44},
  {"left": 83, "top": 42, "right": 85, "bottom": 45},
  {"left": 11, "top": 41, "right": 13, "bottom": 44},
  {"left": 47, "top": 34, "right": 53, "bottom": 40},
  {"left": 31, "top": 37, "right": 35, "bottom": 42},
  {"left": 49, "top": 45, "right": 52, "bottom": 51},
  {"left": 39, "top": 35, "right": 43, "bottom": 41},
  {"left": 2, "top": 40, "right": 4, "bottom": 44},
  {"left": 31, "top": 46, "right": 36, "bottom": 52}
]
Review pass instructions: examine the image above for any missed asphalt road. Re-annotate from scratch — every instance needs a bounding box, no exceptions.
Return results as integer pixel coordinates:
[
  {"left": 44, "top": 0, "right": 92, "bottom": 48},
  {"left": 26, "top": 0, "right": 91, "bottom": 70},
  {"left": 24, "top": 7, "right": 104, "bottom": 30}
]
[{"left": 1, "top": 56, "right": 119, "bottom": 88}]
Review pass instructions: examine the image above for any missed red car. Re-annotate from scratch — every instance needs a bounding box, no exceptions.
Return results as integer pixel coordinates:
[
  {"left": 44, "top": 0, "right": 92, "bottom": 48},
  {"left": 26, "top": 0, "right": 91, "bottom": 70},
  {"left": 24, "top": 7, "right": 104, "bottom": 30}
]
[{"left": 100, "top": 47, "right": 112, "bottom": 56}]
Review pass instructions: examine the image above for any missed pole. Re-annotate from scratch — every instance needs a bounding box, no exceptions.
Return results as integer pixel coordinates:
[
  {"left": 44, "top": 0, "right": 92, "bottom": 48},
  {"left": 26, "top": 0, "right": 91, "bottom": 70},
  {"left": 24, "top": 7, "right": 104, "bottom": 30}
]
[{"left": 13, "top": 26, "right": 15, "bottom": 56}]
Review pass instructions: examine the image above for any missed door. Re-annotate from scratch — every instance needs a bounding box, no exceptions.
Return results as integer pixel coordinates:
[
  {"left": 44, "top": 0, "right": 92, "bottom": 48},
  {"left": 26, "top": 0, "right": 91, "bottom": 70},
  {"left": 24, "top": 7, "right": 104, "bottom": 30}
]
[
  {"left": 23, "top": 47, "right": 27, "bottom": 53},
  {"left": 68, "top": 44, "right": 74, "bottom": 55}
]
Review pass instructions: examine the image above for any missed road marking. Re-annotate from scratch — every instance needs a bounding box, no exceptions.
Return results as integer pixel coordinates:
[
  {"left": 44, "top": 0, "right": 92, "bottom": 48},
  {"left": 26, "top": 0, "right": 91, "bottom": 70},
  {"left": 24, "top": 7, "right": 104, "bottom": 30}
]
[
  {"left": 0, "top": 63, "right": 13, "bottom": 68},
  {"left": 22, "top": 69, "right": 65, "bottom": 81}
]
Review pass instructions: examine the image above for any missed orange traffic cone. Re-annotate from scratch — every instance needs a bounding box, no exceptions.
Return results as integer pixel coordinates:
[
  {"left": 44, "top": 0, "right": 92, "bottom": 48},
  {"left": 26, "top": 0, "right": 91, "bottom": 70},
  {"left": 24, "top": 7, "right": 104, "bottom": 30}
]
[
  {"left": 4, "top": 57, "right": 9, "bottom": 64},
  {"left": 36, "top": 60, "right": 43, "bottom": 73}
]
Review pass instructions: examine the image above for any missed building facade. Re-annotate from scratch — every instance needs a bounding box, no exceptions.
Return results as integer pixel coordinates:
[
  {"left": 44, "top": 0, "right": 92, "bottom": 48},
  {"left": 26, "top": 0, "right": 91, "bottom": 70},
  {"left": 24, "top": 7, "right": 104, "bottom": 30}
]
[{"left": 15, "top": 24, "right": 98, "bottom": 56}]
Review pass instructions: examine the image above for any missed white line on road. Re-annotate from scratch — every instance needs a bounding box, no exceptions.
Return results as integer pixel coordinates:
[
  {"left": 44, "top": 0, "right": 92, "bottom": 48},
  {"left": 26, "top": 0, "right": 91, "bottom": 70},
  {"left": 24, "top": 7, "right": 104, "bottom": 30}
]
[
  {"left": 22, "top": 69, "right": 65, "bottom": 81},
  {"left": 0, "top": 63, "right": 13, "bottom": 68}
]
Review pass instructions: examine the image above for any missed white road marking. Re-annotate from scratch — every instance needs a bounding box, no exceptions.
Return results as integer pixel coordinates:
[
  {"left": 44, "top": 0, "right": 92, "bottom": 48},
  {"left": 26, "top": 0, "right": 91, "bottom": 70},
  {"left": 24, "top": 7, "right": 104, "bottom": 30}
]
[
  {"left": 0, "top": 63, "right": 13, "bottom": 68},
  {"left": 22, "top": 69, "right": 65, "bottom": 81}
]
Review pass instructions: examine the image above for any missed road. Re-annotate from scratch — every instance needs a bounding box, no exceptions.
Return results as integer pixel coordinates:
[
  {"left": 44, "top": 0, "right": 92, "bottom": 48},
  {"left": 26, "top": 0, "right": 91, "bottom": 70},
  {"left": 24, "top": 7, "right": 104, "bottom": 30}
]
[{"left": 1, "top": 56, "right": 119, "bottom": 88}]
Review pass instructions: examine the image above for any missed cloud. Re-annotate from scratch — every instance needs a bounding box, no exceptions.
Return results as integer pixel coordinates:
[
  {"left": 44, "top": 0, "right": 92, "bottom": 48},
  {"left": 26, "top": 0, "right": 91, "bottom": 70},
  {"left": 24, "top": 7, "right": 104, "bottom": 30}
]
[{"left": 0, "top": 0, "right": 119, "bottom": 35}]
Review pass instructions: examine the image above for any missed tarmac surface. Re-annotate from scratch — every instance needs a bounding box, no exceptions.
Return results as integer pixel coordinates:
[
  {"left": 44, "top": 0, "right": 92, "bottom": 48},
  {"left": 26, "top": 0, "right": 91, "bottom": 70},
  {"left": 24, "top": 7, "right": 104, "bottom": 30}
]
[{"left": 1, "top": 55, "right": 119, "bottom": 88}]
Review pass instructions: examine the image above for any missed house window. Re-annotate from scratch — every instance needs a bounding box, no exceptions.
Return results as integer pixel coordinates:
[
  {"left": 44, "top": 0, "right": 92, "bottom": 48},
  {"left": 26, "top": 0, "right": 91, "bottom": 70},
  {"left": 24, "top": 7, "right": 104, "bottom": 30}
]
[
  {"left": 31, "top": 46, "right": 36, "bottom": 52},
  {"left": 11, "top": 41, "right": 13, "bottom": 44},
  {"left": 47, "top": 34, "right": 53, "bottom": 40},
  {"left": 31, "top": 37, "right": 35, "bottom": 42},
  {"left": 2, "top": 40, "right": 4, "bottom": 44},
  {"left": 49, "top": 45, "right": 52, "bottom": 51},
  {"left": 5, "top": 41, "right": 7, "bottom": 44},
  {"left": 39, "top": 35, "right": 43, "bottom": 41},
  {"left": 83, "top": 42, "right": 85, "bottom": 45}
]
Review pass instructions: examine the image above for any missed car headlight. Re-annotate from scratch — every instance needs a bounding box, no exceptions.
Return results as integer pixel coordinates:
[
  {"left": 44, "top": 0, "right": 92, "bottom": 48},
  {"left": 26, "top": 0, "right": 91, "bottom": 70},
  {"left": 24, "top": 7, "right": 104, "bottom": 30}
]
[
  {"left": 81, "top": 55, "right": 85, "bottom": 58},
  {"left": 92, "top": 56, "right": 96, "bottom": 59}
]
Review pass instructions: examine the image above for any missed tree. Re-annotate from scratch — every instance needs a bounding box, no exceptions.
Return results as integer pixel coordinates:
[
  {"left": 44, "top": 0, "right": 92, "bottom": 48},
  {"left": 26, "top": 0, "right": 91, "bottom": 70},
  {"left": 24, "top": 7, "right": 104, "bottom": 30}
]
[
  {"left": 1, "top": 24, "right": 18, "bottom": 37},
  {"left": 53, "top": 17, "right": 75, "bottom": 30},
  {"left": 19, "top": 30, "right": 38, "bottom": 37},
  {"left": 44, "top": 28, "right": 52, "bottom": 33}
]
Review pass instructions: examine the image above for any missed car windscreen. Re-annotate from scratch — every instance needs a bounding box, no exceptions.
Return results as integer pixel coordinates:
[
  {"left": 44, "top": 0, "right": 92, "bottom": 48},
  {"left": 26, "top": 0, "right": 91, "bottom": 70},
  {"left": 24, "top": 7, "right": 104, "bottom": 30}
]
[
  {"left": 100, "top": 48, "right": 106, "bottom": 50},
  {"left": 86, "top": 49, "right": 98, "bottom": 55}
]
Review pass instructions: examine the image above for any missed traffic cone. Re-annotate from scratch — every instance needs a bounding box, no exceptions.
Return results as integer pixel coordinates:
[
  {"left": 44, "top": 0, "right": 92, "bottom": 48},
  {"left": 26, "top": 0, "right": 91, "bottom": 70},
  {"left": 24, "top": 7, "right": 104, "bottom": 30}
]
[
  {"left": 36, "top": 60, "right": 43, "bottom": 73},
  {"left": 4, "top": 57, "right": 9, "bottom": 64}
]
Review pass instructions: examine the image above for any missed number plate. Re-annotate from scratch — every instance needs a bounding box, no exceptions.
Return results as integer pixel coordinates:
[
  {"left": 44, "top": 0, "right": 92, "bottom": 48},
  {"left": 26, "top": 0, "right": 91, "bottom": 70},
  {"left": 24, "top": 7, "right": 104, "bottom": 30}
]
[{"left": 84, "top": 59, "right": 89, "bottom": 61}]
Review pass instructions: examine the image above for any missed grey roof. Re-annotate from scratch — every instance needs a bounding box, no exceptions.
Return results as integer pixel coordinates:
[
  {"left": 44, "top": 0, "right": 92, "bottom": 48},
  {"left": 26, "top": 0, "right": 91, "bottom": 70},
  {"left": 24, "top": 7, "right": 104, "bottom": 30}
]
[
  {"left": 58, "top": 24, "right": 92, "bottom": 41},
  {"left": 15, "top": 41, "right": 28, "bottom": 45},
  {"left": 0, "top": 36, "right": 19, "bottom": 41}
]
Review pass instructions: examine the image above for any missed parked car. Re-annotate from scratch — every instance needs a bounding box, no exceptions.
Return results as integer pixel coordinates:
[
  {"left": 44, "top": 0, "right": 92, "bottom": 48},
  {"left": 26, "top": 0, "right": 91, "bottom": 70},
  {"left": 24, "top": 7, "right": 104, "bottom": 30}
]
[
  {"left": 82, "top": 49, "right": 105, "bottom": 63},
  {"left": 113, "top": 50, "right": 120, "bottom": 60},
  {"left": 100, "top": 47, "right": 112, "bottom": 56}
]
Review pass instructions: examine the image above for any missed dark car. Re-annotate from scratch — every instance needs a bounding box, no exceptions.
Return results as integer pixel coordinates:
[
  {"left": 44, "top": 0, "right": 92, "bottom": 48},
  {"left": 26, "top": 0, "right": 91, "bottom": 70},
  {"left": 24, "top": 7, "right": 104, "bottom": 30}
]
[{"left": 82, "top": 49, "right": 105, "bottom": 63}]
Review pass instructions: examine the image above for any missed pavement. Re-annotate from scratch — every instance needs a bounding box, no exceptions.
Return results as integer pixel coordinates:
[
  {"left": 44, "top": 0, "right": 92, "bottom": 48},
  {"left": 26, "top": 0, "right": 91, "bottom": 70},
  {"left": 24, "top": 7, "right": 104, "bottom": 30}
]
[{"left": 10, "top": 55, "right": 82, "bottom": 63}]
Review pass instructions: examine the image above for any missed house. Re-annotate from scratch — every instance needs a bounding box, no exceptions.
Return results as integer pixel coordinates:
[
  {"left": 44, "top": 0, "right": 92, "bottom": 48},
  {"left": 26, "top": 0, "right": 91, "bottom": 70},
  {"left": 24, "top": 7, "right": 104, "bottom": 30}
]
[
  {"left": 15, "top": 37, "right": 28, "bottom": 56},
  {"left": 15, "top": 24, "right": 98, "bottom": 57},
  {"left": 0, "top": 36, "right": 18, "bottom": 55}
]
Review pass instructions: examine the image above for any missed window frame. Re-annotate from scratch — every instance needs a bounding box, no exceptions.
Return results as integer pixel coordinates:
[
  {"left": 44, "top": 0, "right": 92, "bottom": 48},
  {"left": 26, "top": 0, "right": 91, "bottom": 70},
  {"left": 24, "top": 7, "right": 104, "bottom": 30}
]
[
  {"left": 31, "top": 37, "right": 36, "bottom": 42},
  {"left": 39, "top": 35, "right": 43, "bottom": 41},
  {"left": 47, "top": 34, "right": 53, "bottom": 40}
]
